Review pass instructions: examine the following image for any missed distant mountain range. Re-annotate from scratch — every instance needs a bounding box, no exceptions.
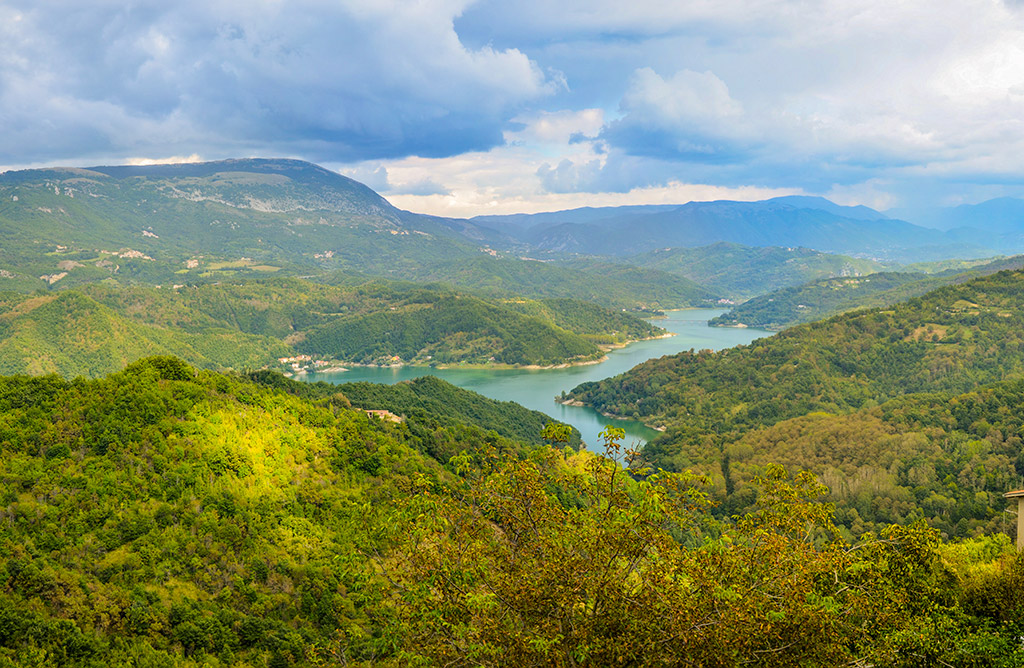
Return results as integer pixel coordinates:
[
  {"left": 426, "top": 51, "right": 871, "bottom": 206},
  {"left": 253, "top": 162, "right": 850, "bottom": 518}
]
[
  {"left": 891, "top": 197, "right": 1024, "bottom": 232},
  {"left": 0, "top": 158, "right": 712, "bottom": 309},
  {"left": 5, "top": 157, "right": 1024, "bottom": 302},
  {"left": 471, "top": 196, "right": 1004, "bottom": 262}
]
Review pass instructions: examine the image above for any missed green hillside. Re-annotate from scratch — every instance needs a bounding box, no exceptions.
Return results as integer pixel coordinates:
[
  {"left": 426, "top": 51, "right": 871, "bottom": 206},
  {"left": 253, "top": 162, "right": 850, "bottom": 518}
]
[
  {"left": 500, "top": 297, "right": 664, "bottom": 344},
  {"left": 0, "top": 278, "right": 664, "bottom": 376},
  {"left": 299, "top": 293, "right": 600, "bottom": 366},
  {"left": 567, "top": 269, "right": 1024, "bottom": 464},
  {"left": 1, "top": 358, "right": 1022, "bottom": 666},
  {"left": 711, "top": 256, "right": 1024, "bottom": 330},
  {"left": 389, "top": 255, "right": 719, "bottom": 311},
  {"left": 252, "top": 372, "right": 584, "bottom": 451},
  {"left": 0, "top": 291, "right": 289, "bottom": 377},
  {"left": 0, "top": 159, "right": 720, "bottom": 311},
  {"left": 626, "top": 242, "right": 889, "bottom": 300},
  {"left": 0, "top": 357, "right": 554, "bottom": 666}
]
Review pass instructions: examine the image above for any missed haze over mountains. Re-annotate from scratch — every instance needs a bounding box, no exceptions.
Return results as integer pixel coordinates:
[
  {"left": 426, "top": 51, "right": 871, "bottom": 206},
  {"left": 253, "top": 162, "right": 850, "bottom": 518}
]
[{"left": 472, "top": 196, "right": 1001, "bottom": 262}]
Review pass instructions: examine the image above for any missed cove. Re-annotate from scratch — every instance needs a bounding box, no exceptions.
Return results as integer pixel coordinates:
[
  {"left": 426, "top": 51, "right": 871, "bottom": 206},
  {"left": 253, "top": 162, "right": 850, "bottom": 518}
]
[{"left": 303, "top": 309, "right": 772, "bottom": 449}]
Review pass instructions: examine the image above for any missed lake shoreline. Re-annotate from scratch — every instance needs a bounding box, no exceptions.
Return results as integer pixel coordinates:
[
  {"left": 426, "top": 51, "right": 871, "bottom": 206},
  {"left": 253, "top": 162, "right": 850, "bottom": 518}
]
[
  {"left": 555, "top": 397, "right": 667, "bottom": 433},
  {"left": 298, "top": 309, "right": 772, "bottom": 449},
  {"left": 298, "top": 331, "right": 678, "bottom": 375}
]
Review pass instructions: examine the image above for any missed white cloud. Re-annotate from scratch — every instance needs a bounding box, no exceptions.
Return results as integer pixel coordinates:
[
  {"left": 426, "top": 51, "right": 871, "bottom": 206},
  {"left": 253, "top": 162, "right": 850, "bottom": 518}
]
[
  {"left": 505, "top": 109, "right": 605, "bottom": 145},
  {"left": 339, "top": 164, "right": 391, "bottom": 192},
  {"left": 825, "top": 179, "right": 898, "bottom": 212},
  {"left": 126, "top": 154, "right": 205, "bottom": 166},
  {"left": 620, "top": 68, "right": 742, "bottom": 129},
  {"left": 7, "top": 0, "right": 1024, "bottom": 213}
]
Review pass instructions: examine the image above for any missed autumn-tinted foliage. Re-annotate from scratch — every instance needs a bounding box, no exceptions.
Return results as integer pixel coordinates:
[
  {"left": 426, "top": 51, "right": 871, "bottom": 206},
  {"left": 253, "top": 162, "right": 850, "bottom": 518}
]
[{"left": 374, "top": 432, "right": 1023, "bottom": 667}]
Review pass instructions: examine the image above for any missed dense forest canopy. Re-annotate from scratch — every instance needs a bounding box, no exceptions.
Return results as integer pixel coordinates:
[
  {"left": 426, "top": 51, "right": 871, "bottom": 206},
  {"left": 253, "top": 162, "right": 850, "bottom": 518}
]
[
  {"left": 1, "top": 358, "right": 1023, "bottom": 666},
  {"left": 710, "top": 255, "right": 1024, "bottom": 330},
  {"left": 0, "top": 278, "right": 665, "bottom": 376},
  {"left": 567, "top": 269, "right": 1024, "bottom": 539}
]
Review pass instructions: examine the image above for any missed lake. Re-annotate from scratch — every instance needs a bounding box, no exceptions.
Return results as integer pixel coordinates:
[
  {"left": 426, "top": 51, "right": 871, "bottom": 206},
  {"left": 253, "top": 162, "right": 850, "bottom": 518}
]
[{"left": 303, "top": 309, "right": 772, "bottom": 449}]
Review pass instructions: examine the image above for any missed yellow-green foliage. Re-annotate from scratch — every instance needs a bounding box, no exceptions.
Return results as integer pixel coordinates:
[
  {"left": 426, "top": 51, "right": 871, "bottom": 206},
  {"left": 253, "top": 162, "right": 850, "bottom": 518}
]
[
  {"left": 0, "top": 291, "right": 290, "bottom": 377},
  {"left": 376, "top": 433, "right": 1024, "bottom": 667},
  {"left": 1, "top": 359, "right": 1021, "bottom": 666},
  {"left": 0, "top": 357, "right": 444, "bottom": 666}
]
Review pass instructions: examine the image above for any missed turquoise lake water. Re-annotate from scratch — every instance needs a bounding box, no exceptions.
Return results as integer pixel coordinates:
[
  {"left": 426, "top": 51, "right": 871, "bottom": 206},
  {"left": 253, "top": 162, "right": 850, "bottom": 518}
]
[{"left": 303, "top": 309, "right": 772, "bottom": 449}]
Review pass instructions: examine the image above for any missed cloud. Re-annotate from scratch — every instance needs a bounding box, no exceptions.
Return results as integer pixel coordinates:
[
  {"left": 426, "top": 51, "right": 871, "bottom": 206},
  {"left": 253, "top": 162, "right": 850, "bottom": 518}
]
[
  {"left": 602, "top": 67, "right": 752, "bottom": 163},
  {"left": 339, "top": 164, "right": 391, "bottom": 192},
  {"left": 506, "top": 109, "right": 605, "bottom": 145},
  {"left": 391, "top": 179, "right": 452, "bottom": 197},
  {"left": 388, "top": 174, "right": 799, "bottom": 218},
  {"left": 619, "top": 68, "right": 742, "bottom": 127},
  {"left": 7, "top": 0, "right": 1024, "bottom": 214},
  {"left": 0, "top": 0, "right": 554, "bottom": 165},
  {"left": 536, "top": 159, "right": 603, "bottom": 193},
  {"left": 453, "top": 0, "right": 1024, "bottom": 208}
]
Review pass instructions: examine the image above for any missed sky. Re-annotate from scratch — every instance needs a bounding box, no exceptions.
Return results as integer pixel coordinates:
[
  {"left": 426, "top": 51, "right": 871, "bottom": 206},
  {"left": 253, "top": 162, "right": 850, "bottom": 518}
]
[{"left": 3, "top": 0, "right": 1024, "bottom": 218}]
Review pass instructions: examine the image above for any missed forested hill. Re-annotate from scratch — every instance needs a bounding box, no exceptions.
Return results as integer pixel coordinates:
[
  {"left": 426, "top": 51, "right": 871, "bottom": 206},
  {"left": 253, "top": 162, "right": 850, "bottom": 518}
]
[
  {"left": 567, "top": 268, "right": 1024, "bottom": 445},
  {"left": 4, "top": 357, "right": 1024, "bottom": 666},
  {"left": 624, "top": 242, "right": 889, "bottom": 300},
  {"left": 0, "top": 278, "right": 664, "bottom": 376},
  {"left": 0, "top": 357, "right": 565, "bottom": 665},
  {"left": 653, "top": 375, "right": 1024, "bottom": 540},
  {"left": 710, "top": 255, "right": 1024, "bottom": 330},
  {"left": 248, "top": 371, "right": 584, "bottom": 451}
]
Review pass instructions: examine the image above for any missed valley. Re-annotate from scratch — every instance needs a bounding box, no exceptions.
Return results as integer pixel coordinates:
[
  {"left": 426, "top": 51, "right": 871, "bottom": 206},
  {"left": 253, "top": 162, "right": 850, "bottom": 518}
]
[
  {"left": 12, "top": 4, "right": 1024, "bottom": 664},
  {"left": 5, "top": 157, "right": 1024, "bottom": 665},
  {"left": 304, "top": 308, "right": 772, "bottom": 448}
]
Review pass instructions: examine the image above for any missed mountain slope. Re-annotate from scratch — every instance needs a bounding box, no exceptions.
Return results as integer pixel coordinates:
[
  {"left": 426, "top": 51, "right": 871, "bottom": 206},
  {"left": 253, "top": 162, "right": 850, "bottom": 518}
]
[
  {"left": 0, "top": 278, "right": 666, "bottom": 376},
  {"left": 0, "top": 158, "right": 501, "bottom": 290},
  {"left": 567, "top": 268, "right": 1024, "bottom": 439},
  {"left": 711, "top": 255, "right": 1024, "bottom": 330},
  {"left": 472, "top": 196, "right": 985, "bottom": 261},
  {"left": 625, "top": 242, "right": 890, "bottom": 300}
]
